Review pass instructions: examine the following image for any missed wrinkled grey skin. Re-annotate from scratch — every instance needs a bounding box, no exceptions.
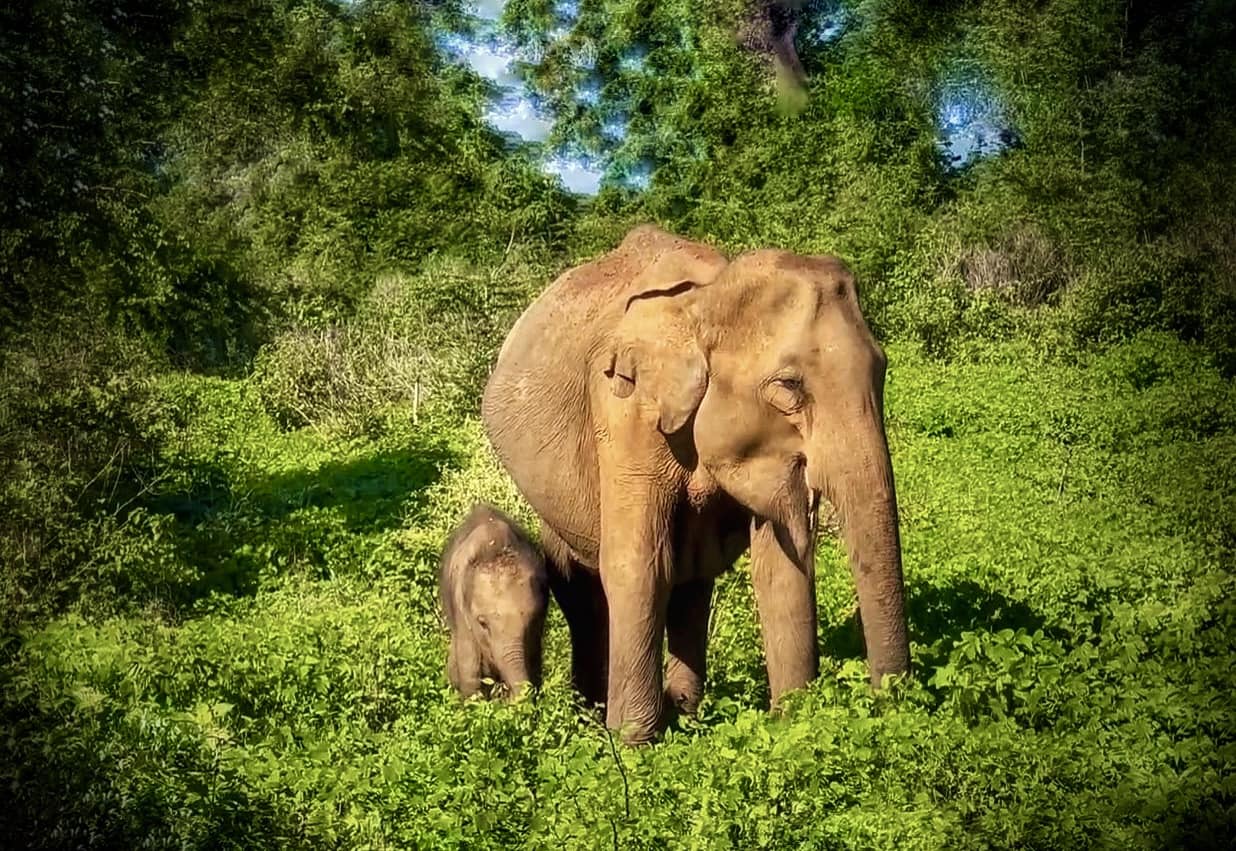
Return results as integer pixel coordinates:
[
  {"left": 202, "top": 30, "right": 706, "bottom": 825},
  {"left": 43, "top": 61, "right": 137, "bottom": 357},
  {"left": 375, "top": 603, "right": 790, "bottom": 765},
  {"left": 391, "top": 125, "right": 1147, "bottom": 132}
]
[
  {"left": 482, "top": 224, "right": 910, "bottom": 744},
  {"left": 440, "top": 503, "right": 548, "bottom": 699}
]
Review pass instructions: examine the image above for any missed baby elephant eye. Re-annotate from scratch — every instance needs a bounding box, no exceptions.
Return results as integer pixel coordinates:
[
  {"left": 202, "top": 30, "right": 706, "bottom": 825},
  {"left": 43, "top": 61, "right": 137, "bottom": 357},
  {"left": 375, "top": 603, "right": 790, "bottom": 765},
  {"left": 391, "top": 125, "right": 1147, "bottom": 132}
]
[{"left": 476, "top": 615, "right": 491, "bottom": 631}]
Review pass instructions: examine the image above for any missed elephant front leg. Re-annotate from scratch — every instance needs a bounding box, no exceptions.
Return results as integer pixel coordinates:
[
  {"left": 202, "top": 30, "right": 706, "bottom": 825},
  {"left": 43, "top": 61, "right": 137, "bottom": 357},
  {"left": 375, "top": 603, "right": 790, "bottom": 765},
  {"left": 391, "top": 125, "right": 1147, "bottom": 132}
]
[
  {"left": 447, "top": 635, "right": 484, "bottom": 698},
  {"left": 596, "top": 463, "right": 676, "bottom": 744},
  {"left": 600, "top": 560, "right": 672, "bottom": 744},
  {"left": 664, "top": 579, "right": 714, "bottom": 717},
  {"left": 749, "top": 516, "right": 819, "bottom": 706},
  {"left": 593, "top": 381, "right": 686, "bottom": 744}
]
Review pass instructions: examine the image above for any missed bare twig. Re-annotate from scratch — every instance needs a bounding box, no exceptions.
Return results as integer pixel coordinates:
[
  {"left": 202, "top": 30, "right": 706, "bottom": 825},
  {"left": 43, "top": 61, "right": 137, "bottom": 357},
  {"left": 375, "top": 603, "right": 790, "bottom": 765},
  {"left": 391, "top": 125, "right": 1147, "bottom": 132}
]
[
  {"left": 1057, "top": 446, "right": 1072, "bottom": 501},
  {"left": 503, "top": 224, "right": 518, "bottom": 261},
  {"left": 491, "top": 224, "right": 520, "bottom": 280},
  {"left": 89, "top": 184, "right": 151, "bottom": 201},
  {"left": 599, "top": 720, "right": 631, "bottom": 820},
  {"left": 286, "top": 399, "right": 328, "bottom": 439},
  {"left": 73, "top": 440, "right": 126, "bottom": 506},
  {"left": 105, "top": 443, "right": 126, "bottom": 506},
  {"left": 110, "top": 469, "right": 171, "bottom": 519}
]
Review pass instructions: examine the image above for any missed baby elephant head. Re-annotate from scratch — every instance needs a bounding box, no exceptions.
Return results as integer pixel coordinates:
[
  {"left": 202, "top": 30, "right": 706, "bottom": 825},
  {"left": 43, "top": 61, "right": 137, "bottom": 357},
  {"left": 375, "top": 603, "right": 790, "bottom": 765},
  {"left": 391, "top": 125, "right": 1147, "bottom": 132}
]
[{"left": 469, "top": 552, "right": 549, "bottom": 698}]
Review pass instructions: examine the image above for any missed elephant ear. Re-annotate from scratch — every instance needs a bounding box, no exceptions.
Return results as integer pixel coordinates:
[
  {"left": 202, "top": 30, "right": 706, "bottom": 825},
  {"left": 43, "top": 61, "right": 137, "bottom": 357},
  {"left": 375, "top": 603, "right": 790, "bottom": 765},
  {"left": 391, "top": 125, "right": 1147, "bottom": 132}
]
[{"left": 605, "top": 278, "right": 709, "bottom": 435}]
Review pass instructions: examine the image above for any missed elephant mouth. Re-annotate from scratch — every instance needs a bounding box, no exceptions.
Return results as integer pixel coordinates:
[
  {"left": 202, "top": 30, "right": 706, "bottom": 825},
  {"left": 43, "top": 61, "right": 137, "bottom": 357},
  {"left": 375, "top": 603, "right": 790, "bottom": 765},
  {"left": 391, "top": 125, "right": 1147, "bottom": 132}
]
[
  {"left": 800, "top": 456, "right": 820, "bottom": 516},
  {"left": 796, "top": 458, "right": 822, "bottom": 563},
  {"left": 808, "top": 486, "right": 821, "bottom": 539}
]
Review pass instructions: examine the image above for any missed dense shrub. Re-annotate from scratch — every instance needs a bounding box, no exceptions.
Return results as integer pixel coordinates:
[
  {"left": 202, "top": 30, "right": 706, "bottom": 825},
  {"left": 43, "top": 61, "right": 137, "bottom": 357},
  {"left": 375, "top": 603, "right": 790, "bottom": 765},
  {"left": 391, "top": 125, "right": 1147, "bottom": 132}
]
[
  {"left": 0, "top": 326, "right": 182, "bottom": 626},
  {"left": 251, "top": 253, "right": 552, "bottom": 431}
]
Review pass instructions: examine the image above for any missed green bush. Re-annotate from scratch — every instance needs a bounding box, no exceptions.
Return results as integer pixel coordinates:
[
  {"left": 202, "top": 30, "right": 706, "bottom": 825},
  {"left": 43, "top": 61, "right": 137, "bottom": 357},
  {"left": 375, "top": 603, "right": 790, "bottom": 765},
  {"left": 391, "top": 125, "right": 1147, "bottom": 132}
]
[
  {"left": 0, "top": 326, "right": 183, "bottom": 626},
  {"left": 251, "top": 254, "right": 551, "bottom": 432}
]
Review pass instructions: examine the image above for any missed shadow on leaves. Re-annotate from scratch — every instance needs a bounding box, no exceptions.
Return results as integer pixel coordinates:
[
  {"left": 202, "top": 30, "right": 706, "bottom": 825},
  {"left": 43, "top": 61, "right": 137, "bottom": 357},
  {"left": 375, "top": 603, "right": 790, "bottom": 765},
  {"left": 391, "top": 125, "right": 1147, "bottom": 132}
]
[
  {"left": 139, "top": 438, "right": 460, "bottom": 611},
  {"left": 819, "top": 578, "right": 1051, "bottom": 664}
]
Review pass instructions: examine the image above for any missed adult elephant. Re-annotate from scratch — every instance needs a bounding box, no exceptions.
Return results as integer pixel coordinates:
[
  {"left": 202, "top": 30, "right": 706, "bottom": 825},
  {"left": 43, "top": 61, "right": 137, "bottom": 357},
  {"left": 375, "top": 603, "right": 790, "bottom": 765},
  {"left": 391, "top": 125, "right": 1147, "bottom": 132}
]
[{"left": 481, "top": 225, "right": 909, "bottom": 743}]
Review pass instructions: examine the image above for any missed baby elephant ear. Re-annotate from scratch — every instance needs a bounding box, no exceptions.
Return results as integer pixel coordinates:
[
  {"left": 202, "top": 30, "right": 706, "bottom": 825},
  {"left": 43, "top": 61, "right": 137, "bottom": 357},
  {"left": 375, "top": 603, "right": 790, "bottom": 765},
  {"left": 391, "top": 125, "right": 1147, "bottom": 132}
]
[{"left": 605, "top": 283, "right": 709, "bottom": 435}]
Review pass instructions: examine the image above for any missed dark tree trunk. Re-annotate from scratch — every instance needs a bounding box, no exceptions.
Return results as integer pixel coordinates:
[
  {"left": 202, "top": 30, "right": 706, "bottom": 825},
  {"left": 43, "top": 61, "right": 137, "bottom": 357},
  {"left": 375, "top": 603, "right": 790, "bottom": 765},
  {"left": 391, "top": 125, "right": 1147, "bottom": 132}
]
[{"left": 738, "top": 1, "right": 809, "bottom": 94}]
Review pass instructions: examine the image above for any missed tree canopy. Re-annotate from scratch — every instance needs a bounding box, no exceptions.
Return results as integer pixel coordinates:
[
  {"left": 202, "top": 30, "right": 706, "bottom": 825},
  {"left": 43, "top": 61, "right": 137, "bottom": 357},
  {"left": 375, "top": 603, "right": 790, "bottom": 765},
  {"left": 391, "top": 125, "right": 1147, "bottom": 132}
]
[{"left": 3, "top": 0, "right": 1232, "bottom": 372}]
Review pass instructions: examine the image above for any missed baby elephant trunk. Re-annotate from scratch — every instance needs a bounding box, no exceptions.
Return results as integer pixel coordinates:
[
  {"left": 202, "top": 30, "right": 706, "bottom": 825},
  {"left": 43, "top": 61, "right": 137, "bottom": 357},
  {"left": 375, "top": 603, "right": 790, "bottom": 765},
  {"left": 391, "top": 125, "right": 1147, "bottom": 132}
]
[{"left": 493, "top": 630, "right": 543, "bottom": 699}]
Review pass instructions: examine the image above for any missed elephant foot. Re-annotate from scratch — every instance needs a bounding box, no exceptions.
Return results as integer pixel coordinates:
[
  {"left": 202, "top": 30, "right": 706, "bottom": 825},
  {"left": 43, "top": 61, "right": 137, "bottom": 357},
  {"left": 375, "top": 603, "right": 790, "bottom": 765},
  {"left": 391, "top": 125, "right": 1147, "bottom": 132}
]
[
  {"left": 607, "top": 709, "right": 662, "bottom": 747},
  {"left": 606, "top": 686, "right": 665, "bottom": 746}
]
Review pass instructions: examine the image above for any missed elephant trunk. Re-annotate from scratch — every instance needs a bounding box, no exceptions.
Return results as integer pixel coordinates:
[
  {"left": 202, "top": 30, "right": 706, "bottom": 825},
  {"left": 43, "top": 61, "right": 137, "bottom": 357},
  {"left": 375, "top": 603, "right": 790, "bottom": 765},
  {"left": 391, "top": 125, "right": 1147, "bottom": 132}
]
[
  {"left": 493, "top": 638, "right": 541, "bottom": 699},
  {"left": 811, "top": 410, "right": 910, "bottom": 688}
]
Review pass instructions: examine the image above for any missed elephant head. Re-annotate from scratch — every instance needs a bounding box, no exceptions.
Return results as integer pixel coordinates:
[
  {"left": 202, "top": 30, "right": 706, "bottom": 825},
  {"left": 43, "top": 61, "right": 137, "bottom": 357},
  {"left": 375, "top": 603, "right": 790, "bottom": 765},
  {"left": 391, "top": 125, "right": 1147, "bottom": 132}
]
[
  {"left": 606, "top": 248, "right": 910, "bottom": 689},
  {"left": 470, "top": 558, "right": 548, "bottom": 697}
]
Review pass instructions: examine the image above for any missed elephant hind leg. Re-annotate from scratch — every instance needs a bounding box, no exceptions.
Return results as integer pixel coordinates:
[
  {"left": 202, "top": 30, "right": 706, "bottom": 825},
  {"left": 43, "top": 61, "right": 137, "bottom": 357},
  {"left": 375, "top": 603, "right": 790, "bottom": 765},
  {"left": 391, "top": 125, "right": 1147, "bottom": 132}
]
[
  {"left": 551, "top": 567, "right": 609, "bottom": 708},
  {"left": 664, "top": 578, "right": 714, "bottom": 717},
  {"left": 542, "top": 525, "right": 609, "bottom": 709}
]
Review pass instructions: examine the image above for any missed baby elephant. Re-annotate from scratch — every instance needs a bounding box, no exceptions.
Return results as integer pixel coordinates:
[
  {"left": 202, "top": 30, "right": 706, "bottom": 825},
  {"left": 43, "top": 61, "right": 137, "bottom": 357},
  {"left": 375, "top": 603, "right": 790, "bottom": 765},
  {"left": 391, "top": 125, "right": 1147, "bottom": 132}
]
[{"left": 439, "top": 503, "right": 548, "bottom": 699}]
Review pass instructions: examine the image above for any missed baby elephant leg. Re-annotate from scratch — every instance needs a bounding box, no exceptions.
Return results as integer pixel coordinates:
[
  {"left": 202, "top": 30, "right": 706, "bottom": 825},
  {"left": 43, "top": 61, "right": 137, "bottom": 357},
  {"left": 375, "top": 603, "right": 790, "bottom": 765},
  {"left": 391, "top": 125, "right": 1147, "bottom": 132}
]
[{"left": 447, "top": 634, "right": 484, "bottom": 698}]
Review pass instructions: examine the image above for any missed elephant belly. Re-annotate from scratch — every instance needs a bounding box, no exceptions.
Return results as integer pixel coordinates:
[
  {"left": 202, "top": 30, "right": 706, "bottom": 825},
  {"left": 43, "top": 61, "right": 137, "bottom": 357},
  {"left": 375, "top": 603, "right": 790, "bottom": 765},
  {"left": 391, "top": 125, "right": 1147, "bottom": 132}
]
[
  {"left": 484, "top": 380, "right": 602, "bottom": 562},
  {"left": 482, "top": 321, "right": 605, "bottom": 570},
  {"left": 550, "top": 514, "right": 601, "bottom": 571}
]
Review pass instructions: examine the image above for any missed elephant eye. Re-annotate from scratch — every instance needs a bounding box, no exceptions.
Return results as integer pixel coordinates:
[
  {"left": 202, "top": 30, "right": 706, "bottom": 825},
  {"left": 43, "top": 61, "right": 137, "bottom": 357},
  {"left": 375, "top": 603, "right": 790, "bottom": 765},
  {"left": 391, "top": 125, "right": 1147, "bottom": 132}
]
[
  {"left": 764, "top": 375, "right": 806, "bottom": 414},
  {"left": 476, "top": 615, "right": 490, "bottom": 631}
]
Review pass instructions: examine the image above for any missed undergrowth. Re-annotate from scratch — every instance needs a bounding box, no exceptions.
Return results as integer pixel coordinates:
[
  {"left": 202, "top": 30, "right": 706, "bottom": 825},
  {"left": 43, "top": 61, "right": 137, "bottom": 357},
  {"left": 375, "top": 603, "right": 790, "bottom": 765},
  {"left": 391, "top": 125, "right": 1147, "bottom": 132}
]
[{"left": 2, "top": 331, "right": 1232, "bottom": 849}]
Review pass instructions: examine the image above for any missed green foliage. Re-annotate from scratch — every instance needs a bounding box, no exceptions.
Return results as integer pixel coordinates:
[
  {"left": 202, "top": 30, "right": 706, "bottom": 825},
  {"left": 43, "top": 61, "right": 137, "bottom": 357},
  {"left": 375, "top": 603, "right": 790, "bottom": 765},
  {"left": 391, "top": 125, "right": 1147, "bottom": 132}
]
[
  {"left": 561, "top": 0, "right": 1236, "bottom": 370},
  {"left": 0, "top": 324, "right": 179, "bottom": 626},
  {"left": 154, "top": 0, "right": 578, "bottom": 330},
  {"left": 3, "top": 335, "right": 1233, "bottom": 848},
  {"left": 0, "top": 0, "right": 188, "bottom": 329},
  {"left": 251, "top": 252, "right": 550, "bottom": 431},
  {"left": 2, "top": 0, "right": 577, "bottom": 368},
  {"left": 7, "top": 0, "right": 1235, "bottom": 369}
]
